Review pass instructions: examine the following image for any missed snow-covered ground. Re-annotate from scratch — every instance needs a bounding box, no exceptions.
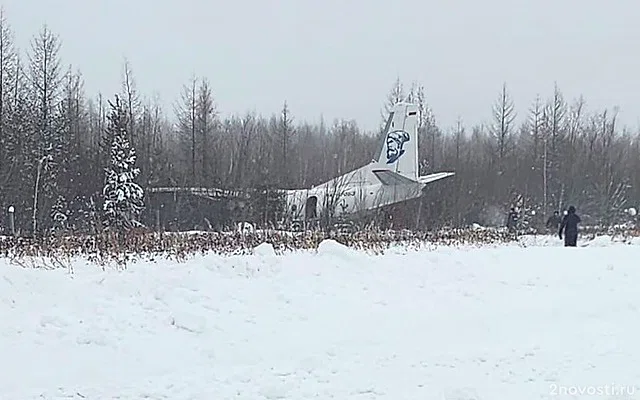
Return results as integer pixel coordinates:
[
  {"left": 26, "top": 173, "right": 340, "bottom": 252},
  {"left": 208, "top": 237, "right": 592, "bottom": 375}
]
[{"left": 1, "top": 235, "right": 639, "bottom": 399}]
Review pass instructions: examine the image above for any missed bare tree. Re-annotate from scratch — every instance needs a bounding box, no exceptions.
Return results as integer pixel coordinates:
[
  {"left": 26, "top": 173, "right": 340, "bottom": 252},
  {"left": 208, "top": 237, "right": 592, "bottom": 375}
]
[
  {"left": 274, "top": 100, "right": 294, "bottom": 187},
  {"left": 196, "top": 78, "right": 217, "bottom": 185},
  {"left": 231, "top": 111, "right": 258, "bottom": 187},
  {"left": 549, "top": 83, "right": 566, "bottom": 153},
  {"left": 321, "top": 171, "right": 354, "bottom": 228},
  {"left": 175, "top": 75, "right": 197, "bottom": 184},
  {"left": 380, "top": 77, "right": 404, "bottom": 131},
  {"left": 0, "top": 6, "right": 17, "bottom": 182},
  {"left": 490, "top": 83, "right": 516, "bottom": 165},
  {"left": 528, "top": 94, "right": 544, "bottom": 160},
  {"left": 120, "top": 58, "right": 141, "bottom": 147}
]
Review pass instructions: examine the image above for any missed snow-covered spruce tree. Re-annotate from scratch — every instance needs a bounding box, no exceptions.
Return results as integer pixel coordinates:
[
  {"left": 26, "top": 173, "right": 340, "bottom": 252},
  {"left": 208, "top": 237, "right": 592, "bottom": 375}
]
[{"left": 102, "top": 95, "right": 144, "bottom": 231}]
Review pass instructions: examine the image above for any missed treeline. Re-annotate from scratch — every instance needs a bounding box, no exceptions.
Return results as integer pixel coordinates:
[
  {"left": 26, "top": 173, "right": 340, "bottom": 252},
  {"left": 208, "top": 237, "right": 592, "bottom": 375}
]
[{"left": 0, "top": 15, "right": 638, "bottom": 236}]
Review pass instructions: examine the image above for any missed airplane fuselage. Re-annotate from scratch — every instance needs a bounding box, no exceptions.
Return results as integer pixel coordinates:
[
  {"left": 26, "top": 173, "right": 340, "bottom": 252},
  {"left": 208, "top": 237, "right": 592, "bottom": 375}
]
[
  {"left": 281, "top": 102, "right": 455, "bottom": 223},
  {"left": 283, "top": 163, "right": 426, "bottom": 221}
]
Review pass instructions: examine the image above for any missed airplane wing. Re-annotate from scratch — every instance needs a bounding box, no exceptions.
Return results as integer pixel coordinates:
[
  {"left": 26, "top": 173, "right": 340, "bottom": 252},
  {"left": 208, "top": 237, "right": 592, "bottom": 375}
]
[
  {"left": 372, "top": 169, "right": 419, "bottom": 185},
  {"left": 417, "top": 172, "right": 455, "bottom": 185}
]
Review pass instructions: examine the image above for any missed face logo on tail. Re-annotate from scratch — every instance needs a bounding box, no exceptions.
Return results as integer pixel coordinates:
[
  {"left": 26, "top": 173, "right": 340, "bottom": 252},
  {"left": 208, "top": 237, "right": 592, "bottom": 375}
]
[{"left": 385, "top": 130, "right": 410, "bottom": 164}]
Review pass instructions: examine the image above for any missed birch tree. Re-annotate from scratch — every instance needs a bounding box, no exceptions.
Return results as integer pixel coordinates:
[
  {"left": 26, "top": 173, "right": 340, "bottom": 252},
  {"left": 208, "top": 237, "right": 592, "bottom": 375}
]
[{"left": 27, "top": 24, "right": 65, "bottom": 235}]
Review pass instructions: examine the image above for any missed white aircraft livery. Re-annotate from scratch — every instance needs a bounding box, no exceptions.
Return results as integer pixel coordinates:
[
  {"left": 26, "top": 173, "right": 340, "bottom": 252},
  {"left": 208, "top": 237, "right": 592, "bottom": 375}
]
[{"left": 284, "top": 102, "right": 455, "bottom": 222}]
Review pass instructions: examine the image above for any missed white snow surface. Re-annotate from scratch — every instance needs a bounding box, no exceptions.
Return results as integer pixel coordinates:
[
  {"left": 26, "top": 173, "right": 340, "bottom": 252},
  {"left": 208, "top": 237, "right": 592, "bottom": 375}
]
[{"left": 1, "top": 235, "right": 640, "bottom": 399}]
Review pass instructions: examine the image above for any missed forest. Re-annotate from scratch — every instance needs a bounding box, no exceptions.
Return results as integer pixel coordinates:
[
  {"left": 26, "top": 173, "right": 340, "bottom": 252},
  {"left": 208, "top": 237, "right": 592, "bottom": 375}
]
[{"left": 0, "top": 15, "right": 639, "bottom": 237}]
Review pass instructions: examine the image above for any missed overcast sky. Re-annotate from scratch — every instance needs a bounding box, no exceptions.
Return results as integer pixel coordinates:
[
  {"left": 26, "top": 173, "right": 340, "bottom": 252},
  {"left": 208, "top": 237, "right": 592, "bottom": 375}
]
[{"left": 3, "top": 0, "right": 639, "bottom": 132}]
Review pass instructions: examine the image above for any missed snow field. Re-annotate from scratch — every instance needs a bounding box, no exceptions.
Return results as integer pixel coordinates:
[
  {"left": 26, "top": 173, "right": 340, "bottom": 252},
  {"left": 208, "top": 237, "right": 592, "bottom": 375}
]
[{"left": 0, "top": 238, "right": 639, "bottom": 399}]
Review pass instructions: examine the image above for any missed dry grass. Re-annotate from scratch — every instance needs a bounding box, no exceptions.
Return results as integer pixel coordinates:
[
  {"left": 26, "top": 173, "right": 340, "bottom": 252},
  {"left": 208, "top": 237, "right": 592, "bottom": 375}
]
[{"left": 1, "top": 225, "right": 637, "bottom": 269}]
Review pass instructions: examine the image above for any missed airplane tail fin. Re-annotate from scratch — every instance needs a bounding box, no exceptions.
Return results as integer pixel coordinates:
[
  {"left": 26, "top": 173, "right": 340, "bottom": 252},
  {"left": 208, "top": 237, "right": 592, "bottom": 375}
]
[{"left": 377, "top": 102, "right": 419, "bottom": 181}]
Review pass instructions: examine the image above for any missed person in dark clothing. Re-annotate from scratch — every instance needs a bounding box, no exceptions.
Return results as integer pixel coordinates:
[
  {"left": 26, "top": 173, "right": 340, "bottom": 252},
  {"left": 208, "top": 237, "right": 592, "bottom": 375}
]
[
  {"left": 546, "top": 211, "right": 561, "bottom": 231},
  {"left": 506, "top": 207, "right": 519, "bottom": 236},
  {"left": 559, "top": 205, "right": 581, "bottom": 247}
]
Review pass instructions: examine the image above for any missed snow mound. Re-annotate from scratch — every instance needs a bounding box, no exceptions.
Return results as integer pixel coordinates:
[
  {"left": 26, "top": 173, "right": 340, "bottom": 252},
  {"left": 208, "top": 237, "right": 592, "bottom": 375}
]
[
  {"left": 386, "top": 244, "right": 409, "bottom": 255},
  {"left": 518, "top": 234, "right": 561, "bottom": 247},
  {"left": 582, "top": 234, "right": 634, "bottom": 247},
  {"left": 317, "top": 239, "right": 358, "bottom": 259},
  {"left": 253, "top": 242, "right": 276, "bottom": 257},
  {"left": 584, "top": 235, "right": 617, "bottom": 247}
]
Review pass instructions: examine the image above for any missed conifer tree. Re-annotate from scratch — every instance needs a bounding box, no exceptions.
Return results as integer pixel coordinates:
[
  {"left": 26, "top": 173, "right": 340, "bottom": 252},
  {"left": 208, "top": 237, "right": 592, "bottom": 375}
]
[{"left": 102, "top": 95, "right": 144, "bottom": 231}]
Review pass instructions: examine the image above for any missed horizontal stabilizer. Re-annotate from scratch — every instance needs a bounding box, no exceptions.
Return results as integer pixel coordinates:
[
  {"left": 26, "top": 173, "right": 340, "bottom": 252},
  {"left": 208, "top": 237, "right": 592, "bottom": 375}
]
[
  {"left": 372, "top": 169, "right": 418, "bottom": 185},
  {"left": 417, "top": 172, "right": 455, "bottom": 185}
]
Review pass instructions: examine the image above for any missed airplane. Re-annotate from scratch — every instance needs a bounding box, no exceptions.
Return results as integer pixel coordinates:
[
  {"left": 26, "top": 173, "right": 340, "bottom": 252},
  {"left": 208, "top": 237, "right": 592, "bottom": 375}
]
[{"left": 283, "top": 101, "right": 455, "bottom": 223}]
